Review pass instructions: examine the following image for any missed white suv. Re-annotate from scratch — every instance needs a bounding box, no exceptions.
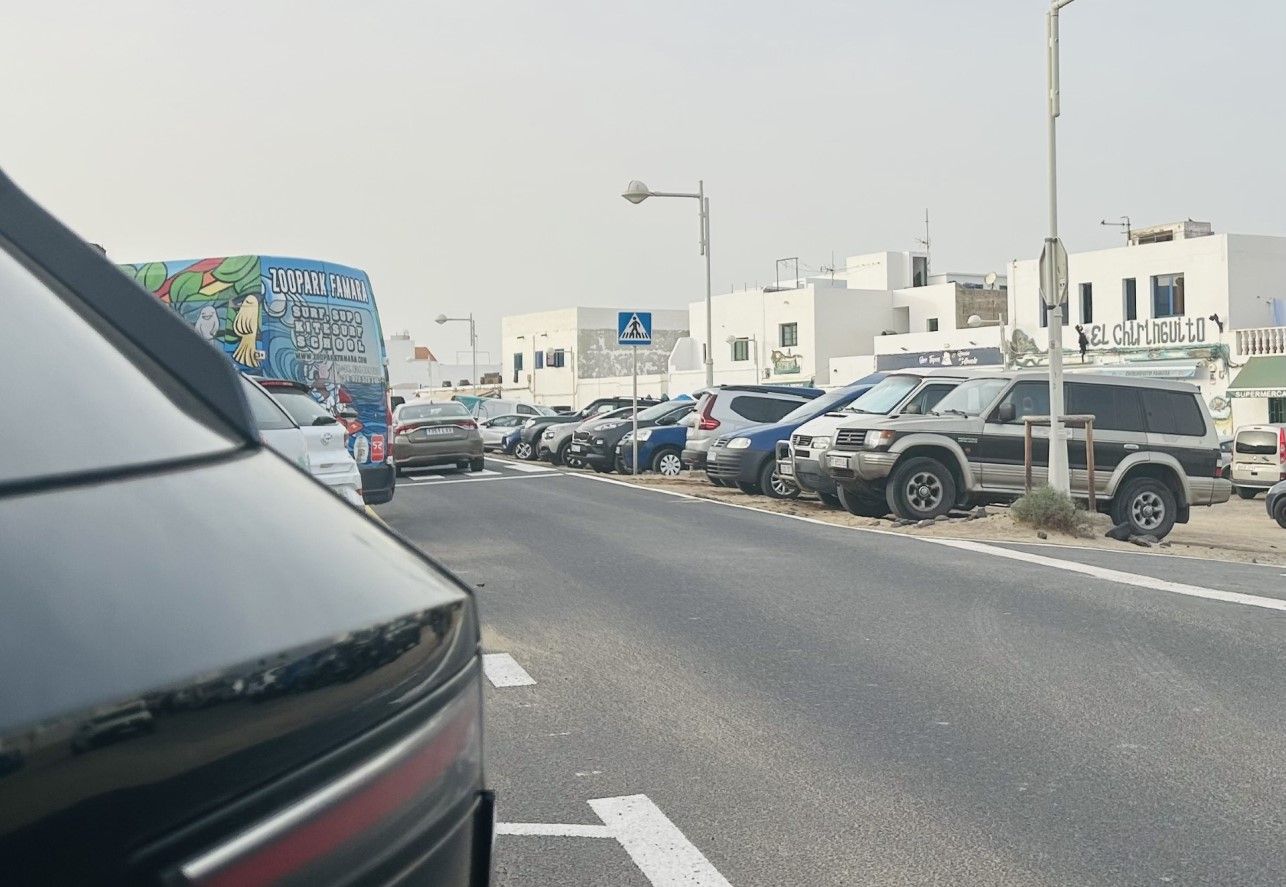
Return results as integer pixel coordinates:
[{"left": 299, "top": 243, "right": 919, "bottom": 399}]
[{"left": 681, "top": 385, "right": 822, "bottom": 478}]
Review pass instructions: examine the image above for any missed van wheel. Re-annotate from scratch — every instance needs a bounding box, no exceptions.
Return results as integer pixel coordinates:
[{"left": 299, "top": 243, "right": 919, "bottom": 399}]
[
  {"left": 1235, "top": 486, "right": 1259, "bottom": 500},
  {"left": 1112, "top": 477, "right": 1177, "bottom": 539},
  {"left": 818, "top": 491, "right": 841, "bottom": 508},
  {"left": 761, "top": 461, "right": 800, "bottom": 499},
  {"left": 652, "top": 448, "right": 683, "bottom": 477},
  {"left": 886, "top": 457, "right": 956, "bottom": 521},
  {"left": 836, "top": 485, "right": 887, "bottom": 517}
]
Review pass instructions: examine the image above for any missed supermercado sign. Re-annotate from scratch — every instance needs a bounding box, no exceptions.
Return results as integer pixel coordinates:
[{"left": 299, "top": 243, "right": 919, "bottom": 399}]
[{"left": 1083, "top": 317, "right": 1212, "bottom": 348}]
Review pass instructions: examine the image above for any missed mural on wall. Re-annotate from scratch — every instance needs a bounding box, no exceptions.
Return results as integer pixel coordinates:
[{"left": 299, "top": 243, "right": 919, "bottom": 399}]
[
  {"left": 876, "top": 347, "right": 1002, "bottom": 372},
  {"left": 1003, "top": 325, "right": 1236, "bottom": 435},
  {"left": 576, "top": 327, "right": 687, "bottom": 378},
  {"left": 120, "top": 256, "right": 389, "bottom": 464},
  {"left": 770, "top": 350, "right": 802, "bottom": 375}
]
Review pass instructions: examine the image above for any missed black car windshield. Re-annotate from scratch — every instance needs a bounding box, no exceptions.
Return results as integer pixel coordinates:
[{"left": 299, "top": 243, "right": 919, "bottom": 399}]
[
  {"left": 399, "top": 402, "right": 469, "bottom": 420},
  {"left": 844, "top": 375, "right": 921, "bottom": 414},
  {"left": 780, "top": 386, "right": 863, "bottom": 423},
  {"left": 930, "top": 377, "right": 1010, "bottom": 416},
  {"left": 2, "top": 243, "right": 237, "bottom": 486},
  {"left": 268, "top": 388, "right": 335, "bottom": 426}
]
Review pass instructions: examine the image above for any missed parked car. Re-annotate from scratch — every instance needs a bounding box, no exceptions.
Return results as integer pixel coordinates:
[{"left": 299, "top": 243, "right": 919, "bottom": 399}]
[
  {"left": 707, "top": 380, "right": 881, "bottom": 497},
  {"left": 576, "top": 400, "right": 696, "bottom": 472},
  {"left": 541, "top": 405, "right": 637, "bottom": 465},
  {"left": 1218, "top": 435, "right": 1233, "bottom": 478},
  {"left": 469, "top": 397, "right": 557, "bottom": 421},
  {"left": 619, "top": 422, "right": 690, "bottom": 476},
  {"left": 70, "top": 700, "right": 155, "bottom": 754},
  {"left": 681, "top": 385, "right": 824, "bottom": 478},
  {"left": 479, "top": 413, "right": 529, "bottom": 450},
  {"left": 515, "top": 396, "right": 654, "bottom": 460},
  {"left": 257, "top": 377, "right": 366, "bottom": 508},
  {"left": 0, "top": 169, "right": 491, "bottom": 884},
  {"left": 500, "top": 425, "right": 524, "bottom": 455},
  {"left": 820, "top": 371, "right": 1231, "bottom": 538},
  {"left": 783, "top": 370, "right": 968, "bottom": 509},
  {"left": 392, "top": 401, "right": 486, "bottom": 474},
  {"left": 1229, "top": 424, "right": 1286, "bottom": 498},
  {"left": 1267, "top": 479, "right": 1286, "bottom": 528}
]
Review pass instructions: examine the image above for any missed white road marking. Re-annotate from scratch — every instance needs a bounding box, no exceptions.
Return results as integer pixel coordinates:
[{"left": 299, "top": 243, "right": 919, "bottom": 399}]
[
  {"left": 482, "top": 653, "right": 536, "bottom": 687},
  {"left": 568, "top": 473, "right": 1286, "bottom": 613},
  {"left": 501, "top": 460, "right": 558, "bottom": 473},
  {"left": 496, "top": 822, "right": 614, "bottom": 838},
  {"left": 589, "top": 794, "right": 734, "bottom": 887},
  {"left": 498, "top": 794, "right": 734, "bottom": 886},
  {"left": 401, "top": 473, "right": 559, "bottom": 487}
]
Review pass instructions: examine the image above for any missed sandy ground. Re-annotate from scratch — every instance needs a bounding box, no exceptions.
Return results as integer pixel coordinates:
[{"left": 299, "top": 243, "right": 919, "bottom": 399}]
[{"left": 603, "top": 470, "right": 1286, "bottom": 567}]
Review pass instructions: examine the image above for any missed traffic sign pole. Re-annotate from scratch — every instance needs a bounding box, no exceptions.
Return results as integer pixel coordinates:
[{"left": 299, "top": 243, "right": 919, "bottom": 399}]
[
  {"left": 631, "top": 348, "right": 639, "bottom": 475},
  {"left": 618, "top": 311, "right": 652, "bottom": 475}
]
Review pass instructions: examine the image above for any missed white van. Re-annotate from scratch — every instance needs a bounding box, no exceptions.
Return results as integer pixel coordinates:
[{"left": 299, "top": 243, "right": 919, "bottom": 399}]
[{"left": 1230, "top": 424, "right": 1286, "bottom": 498}]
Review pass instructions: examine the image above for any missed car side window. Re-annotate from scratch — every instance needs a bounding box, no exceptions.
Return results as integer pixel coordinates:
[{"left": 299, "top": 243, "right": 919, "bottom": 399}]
[
  {"left": 1065, "top": 383, "right": 1145, "bottom": 432},
  {"left": 730, "top": 395, "right": 801, "bottom": 424},
  {"left": 517, "top": 404, "right": 536, "bottom": 415},
  {"left": 241, "top": 379, "right": 297, "bottom": 431},
  {"left": 904, "top": 384, "right": 954, "bottom": 415},
  {"left": 993, "top": 381, "right": 1050, "bottom": 424},
  {"left": 1143, "top": 390, "right": 1206, "bottom": 437}
]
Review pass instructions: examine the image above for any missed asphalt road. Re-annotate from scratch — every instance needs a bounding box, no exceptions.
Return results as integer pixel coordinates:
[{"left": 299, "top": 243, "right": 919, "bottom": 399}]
[{"left": 379, "top": 463, "right": 1286, "bottom": 887}]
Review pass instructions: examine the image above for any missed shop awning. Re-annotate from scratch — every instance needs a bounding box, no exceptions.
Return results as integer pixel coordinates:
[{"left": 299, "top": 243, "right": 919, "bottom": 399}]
[
  {"left": 1227, "top": 356, "right": 1286, "bottom": 398},
  {"left": 1090, "top": 360, "right": 1200, "bottom": 379}
]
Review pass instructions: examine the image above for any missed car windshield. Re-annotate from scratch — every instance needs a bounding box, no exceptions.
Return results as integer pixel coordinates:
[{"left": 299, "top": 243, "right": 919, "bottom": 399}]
[
  {"left": 398, "top": 402, "right": 469, "bottom": 421},
  {"left": 637, "top": 401, "right": 685, "bottom": 421},
  {"left": 780, "top": 386, "right": 863, "bottom": 423},
  {"left": 844, "top": 375, "right": 921, "bottom": 414},
  {"left": 930, "top": 377, "right": 1010, "bottom": 416},
  {"left": 267, "top": 388, "right": 335, "bottom": 426}
]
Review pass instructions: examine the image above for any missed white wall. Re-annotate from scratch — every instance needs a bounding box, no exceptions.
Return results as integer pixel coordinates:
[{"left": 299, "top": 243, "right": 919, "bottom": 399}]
[
  {"left": 835, "top": 250, "right": 924, "bottom": 290},
  {"left": 1225, "top": 234, "right": 1286, "bottom": 330},
  {"left": 892, "top": 282, "right": 960, "bottom": 333},
  {"left": 828, "top": 354, "right": 877, "bottom": 386}
]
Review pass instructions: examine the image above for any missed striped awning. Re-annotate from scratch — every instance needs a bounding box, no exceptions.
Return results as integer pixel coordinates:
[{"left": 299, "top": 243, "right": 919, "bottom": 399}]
[
  {"left": 1090, "top": 360, "right": 1200, "bottom": 380},
  {"left": 1227, "top": 356, "right": 1286, "bottom": 398}
]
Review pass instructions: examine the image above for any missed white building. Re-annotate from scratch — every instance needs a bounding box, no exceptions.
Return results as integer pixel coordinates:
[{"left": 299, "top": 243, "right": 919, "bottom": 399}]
[
  {"left": 386, "top": 331, "right": 501, "bottom": 398},
  {"left": 499, "top": 307, "right": 690, "bottom": 408},
  {"left": 1005, "top": 221, "right": 1286, "bottom": 433}
]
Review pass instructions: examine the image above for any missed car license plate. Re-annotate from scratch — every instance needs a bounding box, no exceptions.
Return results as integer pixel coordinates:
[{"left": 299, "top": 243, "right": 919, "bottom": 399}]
[
  {"left": 826, "top": 453, "right": 848, "bottom": 468},
  {"left": 778, "top": 461, "right": 794, "bottom": 476},
  {"left": 570, "top": 444, "right": 584, "bottom": 453}
]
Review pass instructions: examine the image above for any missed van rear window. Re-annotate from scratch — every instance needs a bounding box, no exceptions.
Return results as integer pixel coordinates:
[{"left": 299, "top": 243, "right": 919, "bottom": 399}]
[
  {"left": 1236, "top": 431, "right": 1280, "bottom": 454},
  {"left": 1142, "top": 390, "right": 1206, "bottom": 437}
]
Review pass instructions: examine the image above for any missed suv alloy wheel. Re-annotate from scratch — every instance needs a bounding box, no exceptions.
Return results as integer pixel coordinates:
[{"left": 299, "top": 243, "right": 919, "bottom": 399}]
[
  {"left": 885, "top": 456, "right": 957, "bottom": 521},
  {"left": 760, "top": 460, "right": 800, "bottom": 499},
  {"left": 1112, "top": 476, "right": 1178, "bottom": 538},
  {"left": 513, "top": 440, "right": 533, "bottom": 460}
]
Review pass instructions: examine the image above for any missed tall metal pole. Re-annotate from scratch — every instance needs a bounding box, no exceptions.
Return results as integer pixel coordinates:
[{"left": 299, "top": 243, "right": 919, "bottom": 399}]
[
  {"left": 700, "top": 181, "right": 714, "bottom": 388},
  {"left": 631, "top": 347, "right": 639, "bottom": 474},
  {"left": 469, "top": 312, "right": 477, "bottom": 394},
  {"left": 1045, "top": 3, "right": 1072, "bottom": 494}
]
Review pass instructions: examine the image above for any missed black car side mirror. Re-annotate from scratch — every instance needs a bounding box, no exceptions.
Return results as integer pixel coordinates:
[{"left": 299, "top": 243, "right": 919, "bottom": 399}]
[{"left": 995, "top": 402, "right": 1016, "bottom": 423}]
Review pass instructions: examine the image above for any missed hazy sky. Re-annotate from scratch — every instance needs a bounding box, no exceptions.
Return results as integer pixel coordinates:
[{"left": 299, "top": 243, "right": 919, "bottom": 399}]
[{"left": 5, "top": 1, "right": 1283, "bottom": 363}]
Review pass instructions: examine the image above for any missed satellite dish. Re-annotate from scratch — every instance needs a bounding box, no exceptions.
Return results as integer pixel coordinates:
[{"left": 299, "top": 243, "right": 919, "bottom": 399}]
[
  {"left": 984, "top": 272, "right": 998, "bottom": 289},
  {"left": 967, "top": 314, "right": 984, "bottom": 328}
]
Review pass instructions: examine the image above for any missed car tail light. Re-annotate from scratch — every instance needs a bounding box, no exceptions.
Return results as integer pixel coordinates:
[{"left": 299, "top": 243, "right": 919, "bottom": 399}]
[
  {"left": 174, "top": 681, "right": 483, "bottom": 887},
  {"left": 697, "top": 397, "right": 720, "bottom": 431},
  {"left": 1279, "top": 428, "right": 1286, "bottom": 461},
  {"left": 455, "top": 420, "right": 477, "bottom": 430}
]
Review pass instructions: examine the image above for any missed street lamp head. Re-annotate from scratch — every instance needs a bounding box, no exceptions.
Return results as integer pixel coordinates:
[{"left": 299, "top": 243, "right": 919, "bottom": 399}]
[
  {"left": 434, "top": 314, "right": 449, "bottom": 325},
  {"left": 725, "top": 335, "right": 737, "bottom": 345},
  {"left": 621, "top": 180, "right": 652, "bottom": 204}
]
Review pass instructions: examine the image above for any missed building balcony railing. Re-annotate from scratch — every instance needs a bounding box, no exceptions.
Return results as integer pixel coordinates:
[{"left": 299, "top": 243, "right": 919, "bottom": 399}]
[{"left": 1235, "top": 326, "right": 1286, "bottom": 357}]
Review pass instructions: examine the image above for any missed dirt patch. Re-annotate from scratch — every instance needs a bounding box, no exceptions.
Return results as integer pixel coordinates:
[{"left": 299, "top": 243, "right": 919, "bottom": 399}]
[{"left": 605, "top": 471, "right": 1286, "bottom": 567}]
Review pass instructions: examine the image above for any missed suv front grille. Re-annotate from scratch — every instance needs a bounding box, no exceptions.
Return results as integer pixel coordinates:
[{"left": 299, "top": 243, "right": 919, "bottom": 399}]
[
  {"left": 710, "top": 438, "right": 728, "bottom": 449},
  {"left": 792, "top": 434, "right": 813, "bottom": 448},
  {"left": 834, "top": 428, "right": 867, "bottom": 450},
  {"left": 573, "top": 430, "right": 592, "bottom": 443}
]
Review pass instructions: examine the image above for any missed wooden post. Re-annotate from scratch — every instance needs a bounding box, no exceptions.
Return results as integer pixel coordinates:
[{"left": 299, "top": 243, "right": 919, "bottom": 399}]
[
  {"left": 1084, "top": 418, "right": 1096, "bottom": 513},
  {"left": 1024, "top": 421, "right": 1034, "bottom": 493}
]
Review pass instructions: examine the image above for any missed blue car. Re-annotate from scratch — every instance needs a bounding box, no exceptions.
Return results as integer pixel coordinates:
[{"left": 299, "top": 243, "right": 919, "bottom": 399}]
[
  {"left": 619, "top": 423, "right": 689, "bottom": 476},
  {"left": 501, "top": 426, "right": 523, "bottom": 455},
  {"left": 705, "top": 378, "right": 883, "bottom": 498},
  {"left": 1267, "top": 479, "right": 1286, "bottom": 528}
]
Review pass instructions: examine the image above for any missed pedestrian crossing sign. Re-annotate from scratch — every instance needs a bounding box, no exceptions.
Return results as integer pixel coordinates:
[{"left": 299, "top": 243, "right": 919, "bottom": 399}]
[{"left": 617, "top": 311, "right": 652, "bottom": 346}]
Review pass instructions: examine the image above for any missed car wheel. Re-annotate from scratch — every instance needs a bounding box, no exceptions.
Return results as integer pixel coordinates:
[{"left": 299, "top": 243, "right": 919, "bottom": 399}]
[
  {"left": 736, "top": 481, "right": 761, "bottom": 495},
  {"left": 652, "top": 448, "right": 683, "bottom": 478},
  {"left": 554, "top": 441, "right": 572, "bottom": 466},
  {"left": 885, "top": 456, "right": 956, "bottom": 521},
  {"left": 513, "top": 441, "right": 533, "bottom": 460},
  {"left": 1111, "top": 476, "right": 1177, "bottom": 539},
  {"left": 1235, "top": 486, "right": 1259, "bottom": 500},
  {"left": 615, "top": 454, "right": 630, "bottom": 474},
  {"left": 470, "top": 458, "right": 485, "bottom": 472},
  {"left": 836, "top": 485, "right": 887, "bottom": 517},
  {"left": 760, "top": 460, "right": 799, "bottom": 499},
  {"left": 1274, "top": 499, "right": 1286, "bottom": 530},
  {"left": 455, "top": 461, "right": 468, "bottom": 472},
  {"left": 592, "top": 463, "right": 613, "bottom": 473}
]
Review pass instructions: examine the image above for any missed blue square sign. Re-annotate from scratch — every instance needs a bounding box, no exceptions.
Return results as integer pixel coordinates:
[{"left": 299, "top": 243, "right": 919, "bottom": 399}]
[{"left": 617, "top": 311, "right": 652, "bottom": 346}]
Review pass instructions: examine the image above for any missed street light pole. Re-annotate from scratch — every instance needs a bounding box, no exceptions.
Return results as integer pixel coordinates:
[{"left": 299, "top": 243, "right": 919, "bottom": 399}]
[
  {"left": 435, "top": 312, "right": 477, "bottom": 394},
  {"left": 1044, "top": 0, "right": 1076, "bottom": 494},
  {"left": 622, "top": 179, "right": 715, "bottom": 388}
]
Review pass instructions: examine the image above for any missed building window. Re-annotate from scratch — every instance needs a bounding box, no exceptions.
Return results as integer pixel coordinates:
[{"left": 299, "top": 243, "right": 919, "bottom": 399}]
[
  {"left": 926, "top": 317, "right": 939, "bottom": 332},
  {"left": 1038, "top": 292, "right": 1066, "bottom": 328},
  {"left": 1079, "top": 283, "right": 1093, "bottom": 324},
  {"left": 1271, "top": 397, "right": 1286, "bottom": 424},
  {"left": 534, "top": 350, "right": 544, "bottom": 370},
  {"left": 548, "top": 349, "right": 566, "bottom": 368},
  {"left": 1151, "top": 273, "right": 1185, "bottom": 318},
  {"left": 1123, "top": 278, "right": 1137, "bottom": 321},
  {"left": 779, "top": 322, "right": 798, "bottom": 347},
  {"left": 912, "top": 256, "right": 928, "bottom": 287},
  {"left": 512, "top": 352, "right": 523, "bottom": 384},
  {"left": 731, "top": 338, "right": 750, "bottom": 362}
]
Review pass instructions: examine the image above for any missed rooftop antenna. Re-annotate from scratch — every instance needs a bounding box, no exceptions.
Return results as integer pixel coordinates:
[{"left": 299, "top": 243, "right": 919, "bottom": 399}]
[
  {"left": 915, "top": 208, "right": 931, "bottom": 277},
  {"left": 775, "top": 257, "right": 800, "bottom": 290},
  {"left": 1100, "top": 215, "right": 1132, "bottom": 244}
]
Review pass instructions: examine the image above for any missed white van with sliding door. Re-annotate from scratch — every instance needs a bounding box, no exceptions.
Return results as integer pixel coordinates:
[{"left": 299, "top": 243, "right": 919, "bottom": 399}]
[{"left": 1229, "top": 424, "right": 1286, "bottom": 498}]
